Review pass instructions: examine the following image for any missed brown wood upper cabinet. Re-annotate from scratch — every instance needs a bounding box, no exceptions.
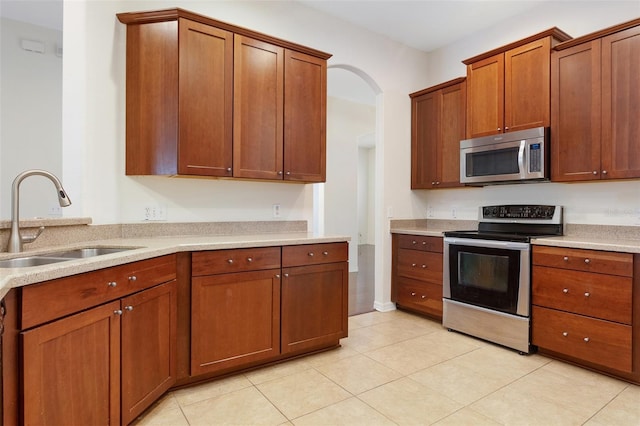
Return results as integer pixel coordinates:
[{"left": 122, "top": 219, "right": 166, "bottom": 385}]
[
  {"left": 551, "top": 19, "right": 640, "bottom": 182},
  {"left": 464, "top": 28, "right": 571, "bottom": 138},
  {"left": 410, "top": 78, "right": 466, "bottom": 189},
  {"left": 118, "top": 8, "right": 330, "bottom": 183}
]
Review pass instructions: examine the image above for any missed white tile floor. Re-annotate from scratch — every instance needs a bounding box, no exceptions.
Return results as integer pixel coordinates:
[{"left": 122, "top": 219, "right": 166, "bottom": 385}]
[{"left": 134, "top": 310, "right": 640, "bottom": 426}]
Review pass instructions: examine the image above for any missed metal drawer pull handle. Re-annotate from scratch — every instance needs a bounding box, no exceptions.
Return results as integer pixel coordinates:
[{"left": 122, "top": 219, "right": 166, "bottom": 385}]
[
  {"left": 108, "top": 281, "right": 117, "bottom": 287},
  {"left": 562, "top": 288, "right": 569, "bottom": 294},
  {"left": 562, "top": 332, "right": 568, "bottom": 337},
  {"left": 584, "top": 292, "right": 590, "bottom": 297},
  {"left": 584, "top": 337, "right": 590, "bottom": 342},
  {"left": 308, "top": 252, "right": 314, "bottom": 257},
  {"left": 247, "top": 257, "right": 253, "bottom": 262},
  {"left": 584, "top": 258, "right": 590, "bottom": 264},
  {"left": 323, "top": 251, "right": 329, "bottom": 256},
  {"left": 563, "top": 256, "right": 569, "bottom": 261},
  {"left": 129, "top": 276, "right": 137, "bottom": 281},
  {"left": 227, "top": 259, "right": 234, "bottom": 264},
  {"left": 124, "top": 305, "right": 133, "bottom": 311},
  {"left": 114, "top": 310, "right": 123, "bottom": 315}
]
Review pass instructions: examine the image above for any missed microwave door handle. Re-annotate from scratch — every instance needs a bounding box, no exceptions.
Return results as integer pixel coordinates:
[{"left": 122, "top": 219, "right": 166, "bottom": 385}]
[{"left": 518, "top": 141, "right": 526, "bottom": 176}]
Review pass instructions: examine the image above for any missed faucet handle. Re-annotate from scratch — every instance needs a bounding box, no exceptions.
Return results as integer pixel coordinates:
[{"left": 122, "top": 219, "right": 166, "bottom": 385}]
[{"left": 21, "top": 226, "right": 45, "bottom": 244}]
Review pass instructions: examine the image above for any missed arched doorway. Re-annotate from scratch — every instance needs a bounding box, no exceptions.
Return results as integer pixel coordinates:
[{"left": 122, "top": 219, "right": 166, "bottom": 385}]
[{"left": 318, "top": 65, "right": 382, "bottom": 315}]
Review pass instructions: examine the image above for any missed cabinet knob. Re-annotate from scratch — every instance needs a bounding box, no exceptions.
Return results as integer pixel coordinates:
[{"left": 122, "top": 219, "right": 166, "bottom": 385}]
[
  {"left": 421, "top": 264, "right": 427, "bottom": 269},
  {"left": 436, "top": 181, "right": 440, "bottom": 185},
  {"left": 277, "top": 171, "right": 283, "bottom": 175},
  {"left": 411, "top": 292, "right": 416, "bottom": 296},
  {"left": 308, "top": 252, "right": 315, "bottom": 257},
  {"left": 124, "top": 305, "right": 133, "bottom": 311},
  {"left": 584, "top": 292, "right": 590, "bottom": 297},
  {"left": 584, "top": 337, "right": 590, "bottom": 342},
  {"left": 286, "top": 171, "right": 291, "bottom": 176},
  {"left": 602, "top": 170, "right": 608, "bottom": 175},
  {"left": 584, "top": 258, "right": 591, "bottom": 264},
  {"left": 227, "top": 259, "right": 234, "bottom": 264},
  {"left": 108, "top": 281, "right": 117, "bottom": 287},
  {"left": 431, "top": 181, "right": 436, "bottom": 185},
  {"left": 128, "top": 275, "right": 137, "bottom": 281},
  {"left": 593, "top": 170, "right": 598, "bottom": 175},
  {"left": 497, "top": 127, "right": 501, "bottom": 131},
  {"left": 275, "top": 274, "right": 280, "bottom": 278},
  {"left": 323, "top": 251, "right": 329, "bottom": 256},
  {"left": 562, "top": 332, "right": 568, "bottom": 337},
  {"left": 284, "top": 273, "right": 289, "bottom": 278},
  {"left": 412, "top": 240, "right": 417, "bottom": 245},
  {"left": 562, "top": 288, "right": 569, "bottom": 294},
  {"left": 563, "top": 256, "right": 569, "bottom": 261},
  {"left": 422, "top": 241, "right": 427, "bottom": 245},
  {"left": 247, "top": 257, "right": 253, "bottom": 262},
  {"left": 114, "top": 310, "right": 123, "bottom": 316},
  {"left": 226, "top": 167, "right": 232, "bottom": 173},
  {"left": 421, "top": 295, "right": 426, "bottom": 299},
  {"left": 412, "top": 263, "right": 417, "bottom": 267},
  {"left": 504, "top": 126, "right": 509, "bottom": 131}
]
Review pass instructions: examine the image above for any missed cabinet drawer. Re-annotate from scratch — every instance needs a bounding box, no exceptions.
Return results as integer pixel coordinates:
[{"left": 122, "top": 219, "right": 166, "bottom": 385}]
[
  {"left": 533, "top": 246, "right": 633, "bottom": 276},
  {"left": 533, "top": 266, "right": 632, "bottom": 324},
  {"left": 395, "top": 277, "right": 442, "bottom": 317},
  {"left": 397, "top": 234, "right": 443, "bottom": 253},
  {"left": 397, "top": 249, "right": 442, "bottom": 284},
  {"left": 21, "top": 255, "right": 177, "bottom": 329},
  {"left": 532, "top": 306, "right": 632, "bottom": 372},
  {"left": 282, "top": 242, "right": 348, "bottom": 267},
  {"left": 192, "top": 247, "right": 281, "bottom": 276}
]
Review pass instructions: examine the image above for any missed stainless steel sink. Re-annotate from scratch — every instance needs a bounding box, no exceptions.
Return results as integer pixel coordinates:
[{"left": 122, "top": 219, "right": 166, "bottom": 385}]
[
  {"left": 41, "top": 247, "right": 137, "bottom": 259},
  {"left": 0, "top": 256, "right": 71, "bottom": 268},
  {"left": 0, "top": 247, "right": 139, "bottom": 268}
]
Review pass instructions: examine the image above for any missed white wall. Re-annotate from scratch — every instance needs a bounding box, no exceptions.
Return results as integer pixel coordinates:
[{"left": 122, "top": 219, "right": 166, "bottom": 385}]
[
  {"left": 412, "top": 1, "right": 640, "bottom": 226},
  {"left": 1, "top": 18, "right": 62, "bottom": 219}
]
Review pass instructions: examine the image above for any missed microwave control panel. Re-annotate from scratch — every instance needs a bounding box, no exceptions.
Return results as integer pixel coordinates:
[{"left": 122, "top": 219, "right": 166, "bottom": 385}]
[{"left": 529, "top": 143, "right": 542, "bottom": 172}]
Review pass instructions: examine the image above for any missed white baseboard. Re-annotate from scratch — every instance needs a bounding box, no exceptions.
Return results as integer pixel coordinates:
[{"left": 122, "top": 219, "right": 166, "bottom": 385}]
[{"left": 373, "top": 301, "right": 396, "bottom": 312}]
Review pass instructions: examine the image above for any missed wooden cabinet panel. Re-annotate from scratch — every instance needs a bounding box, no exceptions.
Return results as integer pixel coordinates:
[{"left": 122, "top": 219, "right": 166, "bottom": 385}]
[
  {"left": 504, "top": 38, "right": 551, "bottom": 132},
  {"left": 22, "top": 301, "right": 121, "bottom": 426},
  {"left": 411, "top": 89, "right": 439, "bottom": 188},
  {"left": 233, "top": 35, "right": 284, "bottom": 179},
  {"left": 282, "top": 242, "right": 348, "bottom": 267},
  {"left": 178, "top": 18, "right": 233, "bottom": 177},
  {"left": 397, "top": 249, "right": 443, "bottom": 284},
  {"left": 192, "top": 247, "right": 281, "bottom": 276},
  {"left": 551, "top": 41, "right": 602, "bottom": 181},
  {"left": 395, "top": 278, "right": 443, "bottom": 318},
  {"left": 466, "top": 53, "right": 504, "bottom": 138},
  {"left": 533, "top": 266, "right": 632, "bottom": 324},
  {"left": 533, "top": 245, "right": 633, "bottom": 276},
  {"left": 601, "top": 25, "right": 640, "bottom": 179},
  {"left": 21, "top": 255, "right": 177, "bottom": 329},
  {"left": 281, "top": 262, "right": 348, "bottom": 354},
  {"left": 121, "top": 281, "right": 177, "bottom": 425},
  {"left": 284, "top": 50, "right": 326, "bottom": 182},
  {"left": 191, "top": 270, "right": 281, "bottom": 375},
  {"left": 439, "top": 82, "right": 466, "bottom": 187},
  {"left": 532, "top": 306, "right": 632, "bottom": 372},
  {"left": 397, "top": 234, "right": 443, "bottom": 253}
]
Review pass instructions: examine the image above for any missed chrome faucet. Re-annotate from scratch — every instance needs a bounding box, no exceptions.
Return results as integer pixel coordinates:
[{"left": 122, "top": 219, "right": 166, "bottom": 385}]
[{"left": 7, "top": 170, "right": 72, "bottom": 253}]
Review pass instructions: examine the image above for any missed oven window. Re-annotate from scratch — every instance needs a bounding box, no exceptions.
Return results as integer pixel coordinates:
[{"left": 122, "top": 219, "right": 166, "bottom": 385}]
[
  {"left": 458, "top": 252, "right": 509, "bottom": 292},
  {"left": 466, "top": 147, "right": 519, "bottom": 177},
  {"left": 447, "top": 244, "right": 523, "bottom": 315}
]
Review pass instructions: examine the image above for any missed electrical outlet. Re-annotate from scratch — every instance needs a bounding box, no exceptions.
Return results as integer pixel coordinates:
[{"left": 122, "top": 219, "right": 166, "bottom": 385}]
[
  {"left": 451, "top": 208, "right": 457, "bottom": 218},
  {"left": 49, "top": 205, "right": 62, "bottom": 216},
  {"left": 427, "top": 206, "right": 434, "bottom": 218},
  {"left": 272, "top": 204, "right": 281, "bottom": 218},
  {"left": 143, "top": 205, "right": 167, "bottom": 221}
]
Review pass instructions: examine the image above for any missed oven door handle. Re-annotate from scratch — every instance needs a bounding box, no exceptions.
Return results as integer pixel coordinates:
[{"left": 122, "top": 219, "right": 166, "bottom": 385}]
[{"left": 444, "top": 237, "right": 530, "bottom": 251}]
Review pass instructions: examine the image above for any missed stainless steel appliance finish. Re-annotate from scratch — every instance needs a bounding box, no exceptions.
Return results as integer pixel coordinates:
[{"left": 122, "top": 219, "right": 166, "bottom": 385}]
[
  {"left": 443, "top": 204, "right": 563, "bottom": 354},
  {"left": 460, "top": 127, "right": 549, "bottom": 185}
]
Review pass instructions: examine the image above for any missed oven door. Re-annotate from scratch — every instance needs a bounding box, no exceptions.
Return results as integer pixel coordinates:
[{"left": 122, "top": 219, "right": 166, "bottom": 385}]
[{"left": 443, "top": 237, "right": 530, "bottom": 317}]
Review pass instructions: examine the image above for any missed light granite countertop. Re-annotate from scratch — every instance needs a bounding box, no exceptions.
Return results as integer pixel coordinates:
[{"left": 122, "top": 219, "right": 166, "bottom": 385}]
[{"left": 0, "top": 232, "right": 349, "bottom": 298}]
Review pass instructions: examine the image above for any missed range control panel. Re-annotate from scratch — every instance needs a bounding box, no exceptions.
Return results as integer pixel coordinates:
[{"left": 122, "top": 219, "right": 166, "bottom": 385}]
[{"left": 482, "top": 205, "right": 557, "bottom": 220}]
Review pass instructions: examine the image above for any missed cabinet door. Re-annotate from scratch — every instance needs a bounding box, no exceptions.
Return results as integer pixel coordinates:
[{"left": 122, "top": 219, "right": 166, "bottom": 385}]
[
  {"left": 281, "top": 262, "right": 348, "bottom": 354},
  {"left": 504, "top": 37, "right": 551, "bottom": 132},
  {"left": 551, "top": 41, "right": 602, "bottom": 181},
  {"left": 439, "top": 82, "right": 466, "bottom": 188},
  {"left": 284, "top": 50, "right": 327, "bottom": 182},
  {"left": 121, "top": 281, "right": 177, "bottom": 425},
  {"left": 601, "top": 25, "right": 640, "bottom": 179},
  {"left": 22, "top": 301, "right": 121, "bottom": 426},
  {"left": 411, "top": 90, "right": 440, "bottom": 189},
  {"left": 178, "top": 19, "right": 233, "bottom": 177},
  {"left": 233, "top": 35, "right": 284, "bottom": 179},
  {"left": 466, "top": 53, "right": 504, "bottom": 138},
  {"left": 191, "top": 270, "right": 281, "bottom": 375}
]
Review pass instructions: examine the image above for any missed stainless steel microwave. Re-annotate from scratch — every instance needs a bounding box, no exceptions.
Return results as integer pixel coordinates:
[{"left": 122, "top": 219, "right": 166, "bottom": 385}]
[{"left": 460, "top": 127, "right": 549, "bottom": 185}]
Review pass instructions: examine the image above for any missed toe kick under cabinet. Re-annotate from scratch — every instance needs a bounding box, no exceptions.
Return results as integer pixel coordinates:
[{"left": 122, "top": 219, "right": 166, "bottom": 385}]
[{"left": 532, "top": 245, "right": 640, "bottom": 383}]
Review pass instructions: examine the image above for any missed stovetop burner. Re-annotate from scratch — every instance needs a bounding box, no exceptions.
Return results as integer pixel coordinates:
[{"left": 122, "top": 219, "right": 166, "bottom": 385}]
[{"left": 444, "top": 204, "right": 563, "bottom": 242}]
